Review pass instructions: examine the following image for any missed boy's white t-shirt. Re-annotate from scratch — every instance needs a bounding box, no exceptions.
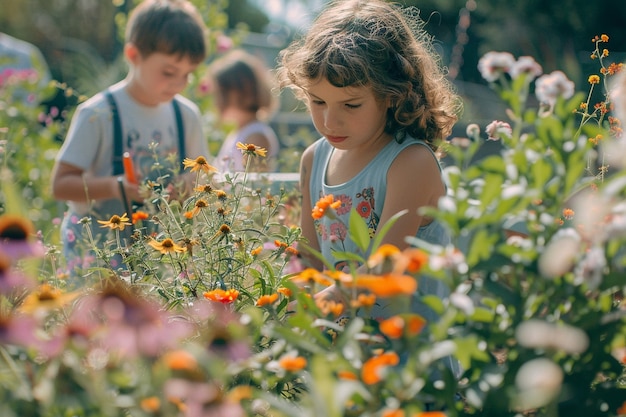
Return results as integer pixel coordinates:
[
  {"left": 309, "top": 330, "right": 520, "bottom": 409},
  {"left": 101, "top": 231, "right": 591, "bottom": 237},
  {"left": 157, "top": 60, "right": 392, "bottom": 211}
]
[{"left": 56, "top": 80, "right": 209, "bottom": 215}]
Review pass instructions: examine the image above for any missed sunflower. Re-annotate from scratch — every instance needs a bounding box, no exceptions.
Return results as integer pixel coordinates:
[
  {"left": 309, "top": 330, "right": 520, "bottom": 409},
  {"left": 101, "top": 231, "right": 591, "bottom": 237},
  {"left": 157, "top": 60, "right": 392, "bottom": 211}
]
[
  {"left": 236, "top": 142, "right": 267, "bottom": 157},
  {"left": 183, "top": 156, "right": 218, "bottom": 174},
  {"left": 97, "top": 213, "right": 132, "bottom": 231},
  {"left": 148, "top": 238, "right": 187, "bottom": 254}
]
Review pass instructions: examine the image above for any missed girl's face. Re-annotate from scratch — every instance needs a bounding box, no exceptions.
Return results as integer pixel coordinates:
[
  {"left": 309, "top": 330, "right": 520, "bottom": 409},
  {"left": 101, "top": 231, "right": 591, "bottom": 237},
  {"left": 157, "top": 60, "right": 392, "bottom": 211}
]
[
  {"left": 305, "top": 78, "right": 390, "bottom": 150},
  {"left": 126, "top": 44, "right": 199, "bottom": 106}
]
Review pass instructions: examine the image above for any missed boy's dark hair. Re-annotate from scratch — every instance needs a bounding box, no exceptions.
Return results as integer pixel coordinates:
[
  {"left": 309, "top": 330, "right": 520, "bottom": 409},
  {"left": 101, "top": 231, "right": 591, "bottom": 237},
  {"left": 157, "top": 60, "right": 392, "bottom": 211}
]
[
  {"left": 126, "top": 0, "right": 206, "bottom": 64},
  {"left": 208, "top": 49, "right": 276, "bottom": 117}
]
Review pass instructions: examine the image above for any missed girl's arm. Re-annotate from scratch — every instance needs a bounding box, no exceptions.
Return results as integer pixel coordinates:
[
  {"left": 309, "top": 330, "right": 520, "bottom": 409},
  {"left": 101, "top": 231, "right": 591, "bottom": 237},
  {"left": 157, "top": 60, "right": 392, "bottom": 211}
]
[
  {"left": 376, "top": 144, "right": 445, "bottom": 250},
  {"left": 298, "top": 143, "right": 323, "bottom": 270}
]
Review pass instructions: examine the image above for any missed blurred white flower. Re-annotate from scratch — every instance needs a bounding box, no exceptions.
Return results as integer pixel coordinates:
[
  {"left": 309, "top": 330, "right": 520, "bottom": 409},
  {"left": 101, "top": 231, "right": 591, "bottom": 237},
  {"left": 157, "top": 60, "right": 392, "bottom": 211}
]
[
  {"left": 485, "top": 120, "right": 512, "bottom": 140},
  {"left": 573, "top": 245, "right": 606, "bottom": 289},
  {"left": 509, "top": 56, "right": 543, "bottom": 81},
  {"left": 478, "top": 51, "right": 515, "bottom": 82},
  {"left": 465, "top": 123, "right": 481, "bottom": 140},
  {"left": 516, "top": 319, "right": 589, "bottom": 355},
  {"left": 513, "top": 358, "right": 563, "bottom": 410},
  {"left": 538, "top": 228, "right": 581, "bottom": 278},
  {"left": 535, "top": 70, "right": 575, "bottom": 107}
]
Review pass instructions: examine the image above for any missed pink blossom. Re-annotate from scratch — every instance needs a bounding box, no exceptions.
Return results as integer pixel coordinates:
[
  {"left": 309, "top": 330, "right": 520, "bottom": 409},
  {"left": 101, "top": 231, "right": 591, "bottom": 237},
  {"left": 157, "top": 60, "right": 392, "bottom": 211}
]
[
  {"left": 485, "top": 120, "right": 513, "bottom": 140},
  {"left": 535, "top": 70, "right": 575, "bottom": 106},
  {"left": 478, "top": 51, "right": 515, "bottom": 82},
  {"left": 216, "top": 34, "right": 234, "bottom": 53},
  {"left": 509, "top": 56, "right": 543, "bottom": 81}
]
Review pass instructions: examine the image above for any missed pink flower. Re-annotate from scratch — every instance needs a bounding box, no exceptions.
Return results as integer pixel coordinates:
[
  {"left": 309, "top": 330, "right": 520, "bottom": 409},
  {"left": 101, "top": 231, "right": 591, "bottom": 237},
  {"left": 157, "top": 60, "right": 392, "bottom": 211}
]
[
  {"left": 485, "top": 120, "right": 513, "bottom": 140},
  {"left": 478, "top": 51, "right": 515, "bottom": 82},
  {"left": 535, "top": 70, "right": 575, "bottom": 106},
  {"left": 216, "top": 34, "right": 234, "bottom": 53},
  {"left": 509, "top": 56, "right": 543, "bottom": 81}
]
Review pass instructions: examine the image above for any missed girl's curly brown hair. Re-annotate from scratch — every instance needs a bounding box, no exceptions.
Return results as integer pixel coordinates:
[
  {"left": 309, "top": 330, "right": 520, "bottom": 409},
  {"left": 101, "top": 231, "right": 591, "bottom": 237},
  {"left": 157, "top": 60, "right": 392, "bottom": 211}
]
[{"left": 277, "top": 0, "right": 461, "bottom": 150}]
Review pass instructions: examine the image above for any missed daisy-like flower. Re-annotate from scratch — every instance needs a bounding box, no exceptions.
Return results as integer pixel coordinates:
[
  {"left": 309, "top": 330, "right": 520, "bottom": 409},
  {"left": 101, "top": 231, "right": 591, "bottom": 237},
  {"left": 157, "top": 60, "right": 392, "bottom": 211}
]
[
  {"left": 148, "top": 238, "right": 187, "bottom": 254},
  {"left": 195, "top": 184, "right": 214, "bottom": 193},
  {"left": 236, "top": 142, "right": 267, "bottom": 157},
  {"left": 312, "top": 194, "right": 342, "bottom": 220},
  {"left": 0, "top": 214, "right": 45, "bottom": 259},
  {"left": 534, "top": 70, "right": 575, "bottom": 107},
  {"left": 183, "top": 156, "right": 218, "bottom": 174},
  {"left": 478, "top": 51, "right": 516, "bottom": 82},
  {"left": 97, "top": 213, "right": 132, "bottom": 231},
  {"left": 184, "top": 199, "right": 209, "bottom": 218},
  {"left": 204, "top": 288, "right": 239, "bottom": 304},
  {"left": 508, "top": 56, "right": 543, "bottom": 81},
  {"left": 19, "top": 283, "right": 80, "bottom": 316}
]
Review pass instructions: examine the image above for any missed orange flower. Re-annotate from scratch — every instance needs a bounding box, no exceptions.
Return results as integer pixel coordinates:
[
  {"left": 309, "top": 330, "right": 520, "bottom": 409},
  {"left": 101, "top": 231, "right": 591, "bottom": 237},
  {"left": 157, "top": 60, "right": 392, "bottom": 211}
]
[
  {"left": 399, "top": 248, "right": 429, "bottom": 274},
  {"left": 0, "top": 214, "right": 35, "bottom": 240},
  {"left": 562, "top": 208, "right": 575, "bottom": 220},
  {"left": 162, "top": 349, "right": 197, "bottom": 371},
  {"left": 379, "top": 316, "right": 405, "bottom": 339},
  {"left": 312, "top": 194, "right": 342, "bottom": 219},
  {"left": 250, "top": 246, "right": 262, "bottom": 256},
  {"left": 337, "top": 370, "right": 358, "bottom": 380},
  {"left": 132, "top": 210, "right": 150, "bottom": 224},
  {"left": 256, "top": 293, "right": 279, "bottom": 307},
  {"left": 367, "top": 244, "right": 400, "bottom": 269},
  {"left": 617, "top": 401, "right": 626, "bottom": 415},
  {"left": 380, "top": 314, "right": 427, "bottom": 339},
  {"left": 351, "top": 293, "right": 377, "bottom": 308},
  {"left": 279, "top": 355, "right": 307, "bottom": 372},
  {"left": 362, "top": 351, "right": 399, "bottom": 384},
  {"left": 277, "top": 287, "right": 292, "bottom": 297},
  {"left": 203, "top": 288, "right": 239, "bottom": 304},
  {"left": 351, "top": 273, "right": 417, "bottom": 297},
  {"left": 183, "top": 156, "right": 218, "bottom": 174},
  {"left": 316, "top": 299, "right": 344, "bottom": 317},
  {"left": 290, "top": 268, "right": 334, "bottom": 287},
  {"left": 382, "top": 410, "right": 404, "bottom": 417},
  {"left": 414, "top": 412, "right": 447, "bottom": 417},
  {"left": 140, "top": 396, "right": 161, "bottom": 413}
]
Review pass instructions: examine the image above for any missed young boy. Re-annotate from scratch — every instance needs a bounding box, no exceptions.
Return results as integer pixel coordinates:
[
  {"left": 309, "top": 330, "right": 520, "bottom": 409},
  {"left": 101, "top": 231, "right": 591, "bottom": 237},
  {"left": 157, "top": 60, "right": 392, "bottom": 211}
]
[{"left": 51, "top": 0, "right": 209, "bottom": 277}]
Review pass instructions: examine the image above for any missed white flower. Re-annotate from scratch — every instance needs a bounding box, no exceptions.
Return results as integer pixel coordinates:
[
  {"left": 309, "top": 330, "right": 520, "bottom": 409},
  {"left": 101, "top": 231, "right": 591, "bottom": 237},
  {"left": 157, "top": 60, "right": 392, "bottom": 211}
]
[
  {"left": 516, "top": 319, "right": 589, "bottom": 355},
  {"left": 478, "top": 51, "right": 516, "bottom": 82},
  {"left": 538, "top": 228, "right": 581, "bottom": 277},
  {"left": 513, "top": 358, "right": 563, "bottom": 410},
  {"left": 485, "top": 120, "right": 512, "bottom": 140},
  {"left": 509, "top": 56, "right": 543, "bottom": 81},
  {"left": 535, "top": 70, "right": 575, "bottom": 106}
]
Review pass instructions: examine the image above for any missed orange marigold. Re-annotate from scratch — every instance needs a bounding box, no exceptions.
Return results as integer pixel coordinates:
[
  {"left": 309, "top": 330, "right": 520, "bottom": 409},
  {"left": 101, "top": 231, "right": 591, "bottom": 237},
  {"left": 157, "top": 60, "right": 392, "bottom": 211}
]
[
  {"left": 204, "top": 288, "right": 239, "bottom": 304},
  {"left": 256, "top": 293, "right": 279, "bottom": 307},
  {"left": 362, "top": 351, "right": 399, "bottom": 384},
  {"left": 312, "top": 194, "right": 342, "bottom": 219},
  {"left": 279, "top": 355, "right": 307, "bottom": 372}
]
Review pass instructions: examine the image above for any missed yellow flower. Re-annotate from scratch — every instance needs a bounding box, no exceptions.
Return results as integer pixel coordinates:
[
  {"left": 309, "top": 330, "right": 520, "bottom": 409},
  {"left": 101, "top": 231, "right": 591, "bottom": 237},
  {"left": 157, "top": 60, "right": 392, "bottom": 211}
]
[
  {"left": 19, "top": 283, "right": 79, "bottom": 314},
  {"left": 97, "top": 213, "right": 132, "bottom": 231},
  {"left": 148, "top": 238, "right": 187, "bottom": 254},
  {"left": 236, "top": 142, "right": 267, "bottom": 157},
  {"left": 185, "top": 199, "right": 209, "bottom": 218},
  {"left": 195, "top": 184, "right": 214, "bottom": 193},
  {"left": 588, "top": 74, "right": 600, "bottom": 84},
  {"left": 183, "top": 156, "right": 218, "bottom": 174}
]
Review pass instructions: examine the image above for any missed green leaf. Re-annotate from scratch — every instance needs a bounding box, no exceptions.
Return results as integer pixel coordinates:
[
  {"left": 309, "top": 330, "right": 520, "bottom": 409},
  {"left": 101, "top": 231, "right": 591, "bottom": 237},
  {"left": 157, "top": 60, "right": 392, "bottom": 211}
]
[
  {"left": 370, "top": 209, "right": 408, "bottom": 253},
  {"left": 348, "top": 208, "right": 370, "bottom": 253}
]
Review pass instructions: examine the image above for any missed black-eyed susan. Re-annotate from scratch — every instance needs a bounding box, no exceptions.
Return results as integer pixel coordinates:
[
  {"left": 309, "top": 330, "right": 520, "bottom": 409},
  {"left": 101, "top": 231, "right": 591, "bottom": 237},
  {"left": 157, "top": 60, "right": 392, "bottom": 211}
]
[
  {"left": 97, "top": 213, "right": 132, "bottom": 231},
  {"left": 195, "top": 184, "right": 214, "bottom": 193},
  {"left": 236, "top": 142, "right": 267, "bottom": 157},
  {"left": 19, "top": 283, "right": 79, "bottom": 315},
  {"left": 183, "top": 156, "right": 218, "bottom": 174},
  {"left": 148, "top": 238, "right": 187, "bottom": 254},
  {"left": 184, "top": 199, "right": 209, "bottom": 218}
]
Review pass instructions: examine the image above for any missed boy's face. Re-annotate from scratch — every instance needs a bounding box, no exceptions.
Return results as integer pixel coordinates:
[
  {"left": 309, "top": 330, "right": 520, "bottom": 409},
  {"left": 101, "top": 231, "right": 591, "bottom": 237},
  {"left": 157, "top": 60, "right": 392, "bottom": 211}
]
[{"left": 126, "top": 44, "right": 200, "bottom": 106}]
